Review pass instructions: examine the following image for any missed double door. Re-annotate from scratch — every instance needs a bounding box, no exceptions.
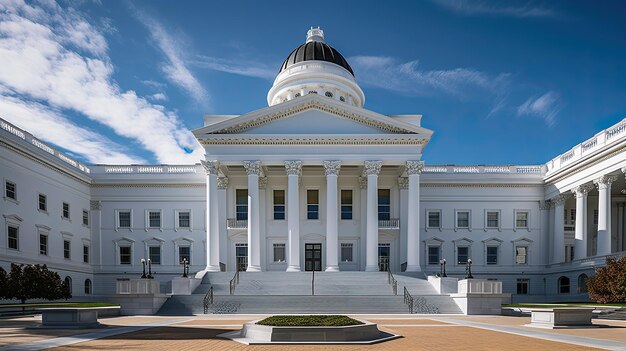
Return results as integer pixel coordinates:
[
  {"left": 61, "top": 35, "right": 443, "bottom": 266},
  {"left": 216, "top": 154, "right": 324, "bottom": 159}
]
[{"left": 305, "top": 243, "right": 322, "bottom": 271}]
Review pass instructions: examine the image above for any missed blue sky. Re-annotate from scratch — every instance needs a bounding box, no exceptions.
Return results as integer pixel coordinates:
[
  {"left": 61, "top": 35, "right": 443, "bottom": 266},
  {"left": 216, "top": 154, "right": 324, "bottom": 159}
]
[{"left": 1, "top": 0, "right": 625, "bottom": 165}]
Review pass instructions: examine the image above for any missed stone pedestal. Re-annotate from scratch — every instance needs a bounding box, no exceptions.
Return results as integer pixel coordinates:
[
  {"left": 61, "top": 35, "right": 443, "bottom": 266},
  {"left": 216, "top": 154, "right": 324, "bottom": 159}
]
[
  {"left": 116, "top": 279, "right": 160, "bottom": 294},
  {"left": 451, "top": 279, "right": 511, "bottom": 315},
  {"left": 427, "top": 276, "right": 459, "bottom": 294},
  {"left": 39, "top": 307, "right": 120, "bottom": 328},
  {"left": 527, "top": 308, "right": 594, "bottom": 329},
  {"left": 171, "top": 277, "right": 202, "bottom": 295},
  {"left": 113, "top": 279, "right": 167, "bottom": 315}
]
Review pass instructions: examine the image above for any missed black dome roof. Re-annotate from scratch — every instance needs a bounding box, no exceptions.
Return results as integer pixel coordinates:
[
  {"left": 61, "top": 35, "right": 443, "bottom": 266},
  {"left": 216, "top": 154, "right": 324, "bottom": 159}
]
[{"left": 279, "top": 41, "right": 354, "bottom": 76}]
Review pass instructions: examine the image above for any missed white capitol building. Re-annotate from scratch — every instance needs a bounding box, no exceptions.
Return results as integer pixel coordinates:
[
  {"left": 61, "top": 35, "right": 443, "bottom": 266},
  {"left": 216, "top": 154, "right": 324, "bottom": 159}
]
[{"left": 2, "top": 28, "right": 626, "bottom": 302}]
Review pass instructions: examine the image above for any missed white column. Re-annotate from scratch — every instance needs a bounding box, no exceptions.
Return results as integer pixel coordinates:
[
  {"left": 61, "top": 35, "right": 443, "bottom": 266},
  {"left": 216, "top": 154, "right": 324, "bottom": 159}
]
[
  {"left": 571, "top": 184, "right": 592, "bottom": 260},
  {"left": 364, "top": 161, "right": 382, "bottom": 272},
  {"left": 217, "top": 177, "right": 228, "bottom": 271},
  {"left": 398, "top": 177, "right": 409, "bottom": 266},
  {"left": 285, "top": 161, "right": 302, "bottom": 272},
  {"left": 243, "top": 161, "right": 262, "bottom": 272},
  {"left": 259, "top": 176, "right": 268, "bottom": 270},
  {"left": 324, "top": 161, "right": 341, "bottom": 272},
  {"left": 539, "top": 200, "right": 551, "bottom": 265},
  {"left": 552, "top": 194, "right": 567, "bottom": 263},
  {"left": 405, "top": 161, "right": 424, "bottom": 272},
  {"left": 202, "top": 160, "right": 220, "bottom": 271},
  {"left": 594, "top": 175, "right": 617, "bottom": 256}
]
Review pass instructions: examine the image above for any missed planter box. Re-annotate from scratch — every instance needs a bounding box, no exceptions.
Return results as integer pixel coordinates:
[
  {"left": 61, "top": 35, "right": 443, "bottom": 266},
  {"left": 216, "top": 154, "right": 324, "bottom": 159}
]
[
  {"left": 38, "top": 306, "right": 120, "bottom": 328},
  {"left": 527, "top": 308, "right": 594, "bottom": 329}
]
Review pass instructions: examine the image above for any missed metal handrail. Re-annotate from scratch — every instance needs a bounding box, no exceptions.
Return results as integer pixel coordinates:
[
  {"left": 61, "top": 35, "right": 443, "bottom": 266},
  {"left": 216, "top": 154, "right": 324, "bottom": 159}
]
[
  {"left": 387, "top": 269, "right": 398, "bottom": 295},
  {"left": 229, "top": 270, "right": 240, "bottom": 295},
  {"left": 404, "top": 286, "right": 414, "bottom": 314},
  {"left": 203, "top": 286, "right": 213, "bottom": 314},
  {"left": 311, "top": 270, "right": 315, "bottom": 296}
]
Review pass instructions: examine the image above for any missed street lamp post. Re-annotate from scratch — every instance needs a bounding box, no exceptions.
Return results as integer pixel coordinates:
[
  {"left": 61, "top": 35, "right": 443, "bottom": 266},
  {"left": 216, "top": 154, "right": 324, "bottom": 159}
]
[
  {"left": 141, "top": 259, "right": 147, "bottom": 279},
  {"left": 147, "top": 258, "right": 153, "bottom": 279},
  {"left": 182, "top": 258, "right": 189, "bottom": 278},
  {"left": 465, "top": 258, "right": 473, "bottom": 279},
  {"left": 441, "top": 259, "right": 447, "bottom": 277}
]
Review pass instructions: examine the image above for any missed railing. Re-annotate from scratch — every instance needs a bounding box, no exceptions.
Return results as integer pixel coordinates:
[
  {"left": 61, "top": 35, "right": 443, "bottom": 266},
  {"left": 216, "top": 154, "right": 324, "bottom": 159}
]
[
  {"left": 421, "top": 165, "right": 543, "bottom": 175},
  {"left": 387, "top": 269, "right": 398, "bottom": 295},
  {"left": 378, "top": 218, "right": 400, "bottom": 229},
  {"left": 229, "top": 270, "right": 240, "bottom": 295},
  {"left": 227, "top": 219, "right": 248, "bottom": 229},
  {"left": 99, "top": 165, "right": 198, "bottom": 174},
  {"left": 403, "top": 286, "right": 414, "bottom": 314},
  {"left": 203, "top": 286, "right": 213, "bottom": 314},
  {"left": 457, "top": 279, "right": 502, "bottom": 294}
]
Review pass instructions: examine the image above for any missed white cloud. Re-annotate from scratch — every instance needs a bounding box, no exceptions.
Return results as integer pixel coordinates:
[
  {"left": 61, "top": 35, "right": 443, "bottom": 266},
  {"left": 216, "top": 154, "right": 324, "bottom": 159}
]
[
  {"left": 191, "top": 55, "right": 276, "bottom": 80},
  {"left": 0, "top": 0, "right": 204, "bottom": 164},
  {"left": 149, "top": 92, "right": 167, "bottom": 101},
  {"left": 517, "top": 91, "right": 561, "bottom": 126},
  {"left": 132, "top": 10, "right": 209, "bottom": 107},
  {"left": 431, "top": 0, "right": 556, "bottom": 18}
]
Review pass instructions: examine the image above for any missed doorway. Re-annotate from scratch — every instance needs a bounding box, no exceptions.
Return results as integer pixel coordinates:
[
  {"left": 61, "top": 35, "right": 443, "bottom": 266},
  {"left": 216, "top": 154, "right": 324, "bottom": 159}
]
[
  {"left": 378, "top": 243, "right": 390, "bottom": 271},
  {"left": 305, "top": 243, "right": 322, "bottom": 271},
  {"left": 235, "top": 243, "right": 248, "bottom": 272}
]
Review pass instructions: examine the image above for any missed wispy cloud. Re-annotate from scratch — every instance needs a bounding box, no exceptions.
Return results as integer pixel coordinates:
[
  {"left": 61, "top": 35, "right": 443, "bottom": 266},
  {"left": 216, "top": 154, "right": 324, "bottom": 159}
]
[
  {"left": 0, "top": 0, "right": 204, "bottom": 164},
  {"left": 149, "top": 92, "right": 167, "bottom": 101},
  {"left": 132, "top": 9, "right": 209, "bottom": 107},
  {"left": 431, "top": 0, "right": 556, "bottom": 18},
  {"left": 517, "top": 91, "right": 562, "bottom": 126},
  {"left": 191, "top": 55, "right": 276, "bottom": 80}
]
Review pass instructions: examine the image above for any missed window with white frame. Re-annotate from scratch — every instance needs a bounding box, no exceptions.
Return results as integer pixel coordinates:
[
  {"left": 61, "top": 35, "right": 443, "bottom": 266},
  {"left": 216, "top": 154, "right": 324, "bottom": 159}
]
[
  {"left": 515, "top": 211, "right": 529, "bottom": 229},
  {"left": 486, "top": 246, "right": 498, "bottom": 265},
  {"left": 457, "top": 246, "right": 469, "bottom": 264},
  {"left": 517, "top": 278, "right": 529, "bottom": 294},
  {"left": 273, "top": 190, "right": 285, "bottom": 220},
  {"left": 62, "top": 202, "right": 70, "bottom": 219},
  {"left": 83, "top": 245, "right": 89, "bottom": 263},
  {"left": 149, "top": 246, "right": 161, "bottom": 264},
  {"left": 117, "top": 210, "right": 131, "bottom": 229},
  {"left": 236, "top": 189, "right": 248, "bottom": 220},
  {"left": 84, "top": 279, "right": 92, "bottom": 295},
  {"left": 148, "top": 210, "right": 161, "bottom": 229},
  {"left": 428, "top": 246, "right": 440, "bottom": 265},
  {"left": 378, "top": 189, "right": 391, "bottom": 220},
  {"left": 341, "top": 190, "right": 353, "bottom": 220},
  {"left": 63, "top": 240, "right": 71, "bottom": 259},
  {"left": 119, "top": 246, "right": 131, "bottom": 265},
  {"left": 427, "top": 210, "right": 441, "bottom": 229},
  {"left": 82, "top": 210, "right": 89, "bottom": 226},
  {"left": 177, "top": 210, "right": 191, "bottom": 228},
  {"left": 39, "top": 234, "right": 48, "bottom": 255},
  {"left": 307, "top": 189, "right": 319, "bottom": 220},
  {"left": 179, "top": 246, "right": 190, "bottom": 264},
  {"left": 7, "top": 225, "right": 18, "bottom": 250},
  {"left": 515, "top": 246, "right": 527, "bottom": 264},
  {"left": 38, "top": 194, "right": 47, "bottom": 212},
  {"left": 5, "top": 180, "right": 16, "bottom": 200},
  {"left": 456, "top": 210, "right": 470, "bottom": 229},
  {"left": 486, "top": 211, "right": 500, "bottom": 229},
  {"left": 341, "top": 243, "right": 353, "bottom": 262},
  {"left": 273, "top": 243, "right": 286, "bottom": 262}
]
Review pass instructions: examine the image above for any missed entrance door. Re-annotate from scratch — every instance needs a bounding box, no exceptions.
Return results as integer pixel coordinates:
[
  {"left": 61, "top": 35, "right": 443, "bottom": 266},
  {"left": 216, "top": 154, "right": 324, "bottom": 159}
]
[
  {"left": 378, "top": 243, "right": 390, "bottom": 271},
  {"left": 305, "top": 243, "right": 322, "bottom": 271},
  {"left": 235, "top": 243, "right": 248, "bottom": 272}
]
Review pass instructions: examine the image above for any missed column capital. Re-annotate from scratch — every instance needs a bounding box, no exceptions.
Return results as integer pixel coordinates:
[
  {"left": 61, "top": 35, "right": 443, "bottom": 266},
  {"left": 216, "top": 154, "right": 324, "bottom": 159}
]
[
  {"left": 594, "top": 175, "right": 618, "bottom": 190},
  {"left": 323, "top": 160, "right": 341, "bottom": 176},
  {"left": 359, "top": 176, "right": 368, "bottom": 189},
  {"left": 398, "top": 177, "right": 409, "bottom": 189},
  {"left": 243, "top": 161, "right": 261, "bottom": 175},
  {"left": 217, "top": 177, "right": 229, "bottom": 190},
  {"left": 406, "top": 160, "right": 424, "bottom": 175},
  {"left": 550, "top": 193, "right": 570, "bottom": 206},
  {"left": 539, "top": 200, "right": 551, "bottom": 211},
  {"left": 571, "top": 183, "right": 594, "bottom": 197},
  {"left": 90, "top": 200, "right": 101, "bottom": 211},
  {"left": 201, "top": 160, "right": 219, "bottom": 175},
  {"left": 364, "top": 160, "right": 382, "bottom": 176},
  {"left": 284, "top": 160, "right": 302, "bottom": 176},
  {"left": 258, "top": 176, "right": 268, "bottom": 189}
]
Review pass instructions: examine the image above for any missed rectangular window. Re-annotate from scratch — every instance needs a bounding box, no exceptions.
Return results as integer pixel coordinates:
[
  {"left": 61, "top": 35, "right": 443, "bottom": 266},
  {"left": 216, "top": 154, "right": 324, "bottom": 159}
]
[
  {"left": 378, "top": 189, "right": 390, "bottom": 220},
  {"left": 273, "top": 243, "right": 286, "bottom": 262},
  {"left": 38, "top": 194, "right": 47, "bottom": 211},
  {"left": 63, "top": 240, "right": 71, "bottom": 259},
  {"left": 62, "top": 202, "right": 70, "bottom": 219},
  {"left": 39, "top": 234, "right": 47, "bottom": 255},
  {"left": 593, "top": 210, "right": 598, "bottom": 225},
  {"left": 148, "top": 211, "right": 161, "bottom": 228},
  {"left": 7, "top": 226, "right": 18, "bottom": 250},
  {"left": 119, "top": 246, "right": 131, "bottom": 265},
  {"left": 179, "top": 246, "right": 190, "bottom": 264},
  {"left": 515, "top": 211, "right": 529, "bottom": 228},
  {"left": 486, "top": 246, "right": 498, "bottom": 265},
  {"left": 83, "top": 245, "right": 89, "bottom": 263},
  {"left": 178, "top": 211, "right": 191, "bottom": 228},
  {"left": 82, "top": 210, "right": 89, "bottom": 226},
  {"left": 236, "top": 189, "right": 248, "bottom": 221},
  {"left": 118, "top": 211, "right": 131, "bottom": 228},
  {"left": 515, "top": 246, "right": 527, "bottom": 264},
  {"left": 273, "top": 190, "right": 285, "bottom": 220},
  {"left": 457, "top": 246, "right": 469, "bottom": 264},
  {"left": 486, "top": 211, "right": 499, "bottom": 228},
  {"left": 341, "top": 243, "right": 353, "bottom": 262},
  {"left": 307, "top": 189, "right": 319, "bottom": 220},
  {"left": 428, "top": 210, "right": 441, "bottom": 228},
  {"left": 428, "top": 246, "right": 440, "bottom": 265},
  {"left": 149, "top": 246, "right": 161, "bottom": 264},
  {"left": 517, "top": 278, "right": 529, "bottom": 295},
  {"left": 456, "top": 211, "right": 469, "bottom": 228},
  {"left": 341, "top": 190, "right": 353, "bottom": 220},
  {"left": 5, "top": 180, "right": 16, "bottom": 200}
]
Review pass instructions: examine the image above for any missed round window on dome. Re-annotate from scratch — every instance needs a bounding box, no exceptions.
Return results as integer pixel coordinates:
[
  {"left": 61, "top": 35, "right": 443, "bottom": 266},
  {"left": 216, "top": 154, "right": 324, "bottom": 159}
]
[
  {"left": 295, "top": 93, "right": 301, "bottom": 98},
  {"left": 308, "top": 90, "right": 318, "bottom": 94},
  {"left": 339, "top": 96, "right": 346, "bottom": 102},
  {"left": 325, "top": 91, "right": 333, "bottom": 98}
]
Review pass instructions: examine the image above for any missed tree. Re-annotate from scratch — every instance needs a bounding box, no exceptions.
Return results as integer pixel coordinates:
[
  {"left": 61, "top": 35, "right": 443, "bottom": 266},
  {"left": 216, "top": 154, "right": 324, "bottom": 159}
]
[
  {"left": 0, "top": 267, "right": 8, "bottom": 300},
  {"left": 587, "top": 257, "right": 626, "bottom": 304},
  {"left": 5, "top": 264, "right": 71, "bottom": 304}
]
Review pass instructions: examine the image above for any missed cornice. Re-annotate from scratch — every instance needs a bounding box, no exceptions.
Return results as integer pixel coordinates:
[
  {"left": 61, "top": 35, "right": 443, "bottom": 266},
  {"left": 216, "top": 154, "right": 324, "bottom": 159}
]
[
  {"left": 544, "top": 142, "right": 626, "bottom": 185},
  {"left": 421, "top": 183, "right": 543, "bottom": 188},
  {"left": 91, "top": 183, "right": 204, "bottom": 188},
  {"left": 198, "top": 136, "right": 424, "bottom": 146}
]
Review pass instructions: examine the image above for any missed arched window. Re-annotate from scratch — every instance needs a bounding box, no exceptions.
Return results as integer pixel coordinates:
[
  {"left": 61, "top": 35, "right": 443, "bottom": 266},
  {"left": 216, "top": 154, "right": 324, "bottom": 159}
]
[
  {"left": 308, "top": 90, "right": 318, "bottom": 94},
  {"left": 84, "top": 279, "right": 92, "bottom": 295},
  {"left": 558, "top": 276, "right": 570, "bottom": 294},
  {"left": 64, "top": 276, "right": 72, "bottom": 295},
  {"left": 294, "top": 93, "right": 301, "bottom": 98},
  {"left": 325, "top": 91, "right": 333, "bottom": 98},
  {"left": 577, "top": 274, "right": 589, "bottom": 293}
]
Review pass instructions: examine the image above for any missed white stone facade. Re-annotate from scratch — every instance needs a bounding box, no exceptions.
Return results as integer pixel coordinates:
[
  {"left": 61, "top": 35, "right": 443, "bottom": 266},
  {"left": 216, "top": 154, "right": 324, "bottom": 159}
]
[{"left": 2, "top": 28, "right": 626, "bottom": 301}]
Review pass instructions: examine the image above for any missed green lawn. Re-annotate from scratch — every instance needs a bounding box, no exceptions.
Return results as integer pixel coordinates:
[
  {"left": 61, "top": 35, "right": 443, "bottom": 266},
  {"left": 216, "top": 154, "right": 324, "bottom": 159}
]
[
  {"left": 0, "top": 302, "right": 119, "bottom": 309},
  {"left": 257, "top": 315, "right": 364, "bottom": 327},
  {"left": 504, "top": 302, "right": 626, "bottom": 308}
]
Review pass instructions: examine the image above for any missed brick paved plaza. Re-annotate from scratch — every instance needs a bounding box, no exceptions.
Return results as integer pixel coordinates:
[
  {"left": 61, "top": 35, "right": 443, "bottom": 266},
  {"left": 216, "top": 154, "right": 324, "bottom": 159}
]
[{"left": 1, "top": 314, "right": 626, "bottom": 350}]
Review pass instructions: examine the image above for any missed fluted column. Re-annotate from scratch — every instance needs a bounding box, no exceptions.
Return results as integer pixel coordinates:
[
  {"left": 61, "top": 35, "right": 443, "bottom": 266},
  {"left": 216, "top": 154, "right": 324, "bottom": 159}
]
[
  {"left": 285, "top": 161, "right": 302, "bottom": 272},
  {"left": 594, "top": 175, "right": 617, "bottom": 256},
  {"left": 365, "top": 161, "right": 382, "bottom": 272},
  {"left": 202, "top": 160, "right": 220, "bottom": 271},
  {"left": 217, "top": 177, "right": 228, "bottom": 270},
  {"left": 324, "top": 161, "right": 341, "bottom": 272},
  {"left": 405, "top": 161, "right": 424, "bottom": 272},
  {"left": 552, "top": 194, "right": 567, "bottom": 263},
  {"left": 243, "top": 161, "right": 262, "bottom": 272},
  {"left": 571, "top": 184, "right": 592, "bottom": 260},
  {"left": 539, "top": 200, "right": 551, "bottom": 265}
]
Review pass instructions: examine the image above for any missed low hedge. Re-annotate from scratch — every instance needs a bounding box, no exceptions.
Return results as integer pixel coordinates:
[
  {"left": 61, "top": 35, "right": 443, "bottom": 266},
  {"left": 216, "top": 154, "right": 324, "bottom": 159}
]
[{"left": 257, "top": 315, "right": 364, "bottom": 327}]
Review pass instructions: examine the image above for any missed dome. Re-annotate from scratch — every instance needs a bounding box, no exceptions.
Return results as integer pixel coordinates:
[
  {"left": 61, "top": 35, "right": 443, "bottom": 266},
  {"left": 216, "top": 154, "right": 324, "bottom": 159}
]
[{"left": 278, "top": 28, "right": 354, "bottom": 76}]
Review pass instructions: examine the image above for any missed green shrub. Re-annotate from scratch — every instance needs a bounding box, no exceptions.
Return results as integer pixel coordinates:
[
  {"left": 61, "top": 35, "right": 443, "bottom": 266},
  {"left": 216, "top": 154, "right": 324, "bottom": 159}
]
[
  {"left": 587, "top": 257, "right": 626, "bottom": 304},
  {"left": 257, "top": 315, "right": 364, "bottom": 327},
  {"left": 5, "top": 264, "right": 71, "bottom": 304}
]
